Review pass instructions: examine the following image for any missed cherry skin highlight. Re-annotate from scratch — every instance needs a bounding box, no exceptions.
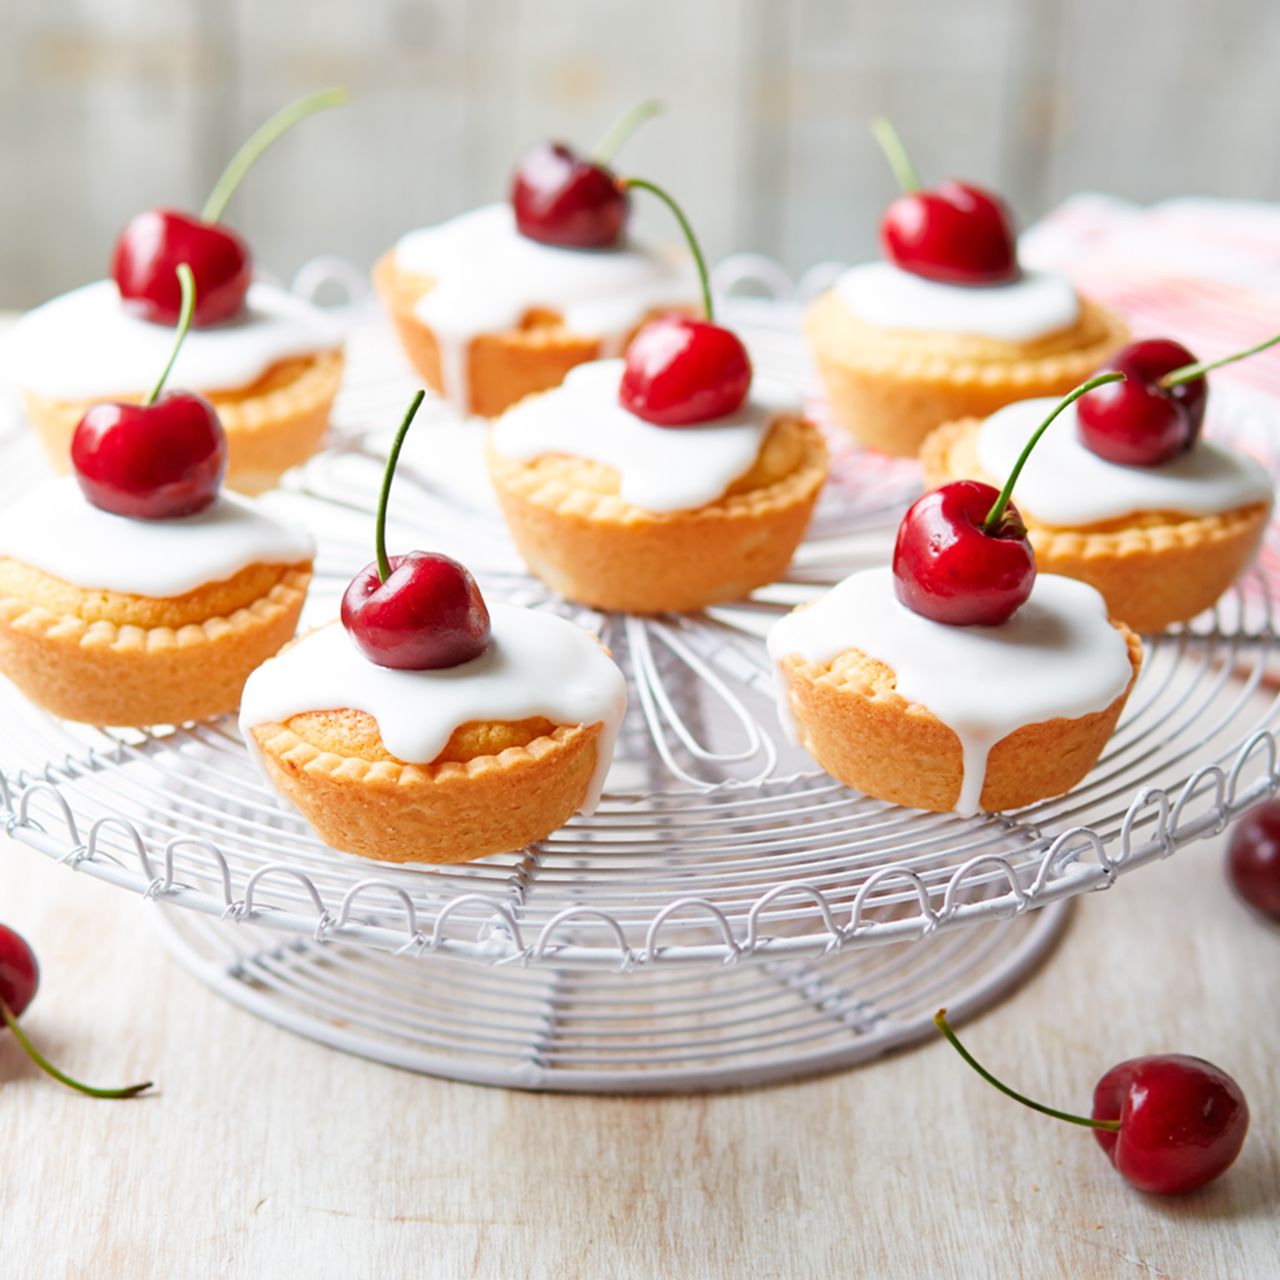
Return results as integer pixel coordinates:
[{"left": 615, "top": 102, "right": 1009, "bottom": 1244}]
[
  {"left": 342, "top": 552, "right": 491, "bottom": 671},
  {"left": 619, "top": 315, "right": 752, "bottom": 426},
  {"left": 511, "top": 143, "right": 629, "bottom": 249},
  {"left": 882, "top": 180, "right": 1018, "bottom": 286},
  {"left": 71, "top": 392, "right": 228, "bottom": 520},
  {"left": 892, "top": 481, "right": 1035, "bottom": 626},
  {"left": 1226, "top": 800, "right": 1280, "bottom": 921},
  {"left": 1091, "top": 1055, "right": 1250, "bottom": 1195},
  {"left": 0, "top": 925, "right": 39, "bottom": 1021},
  {"left": 1077, "top": 339, "right": 1207, "bottom": 467},
  {"left": 112, "top": 209, "right": 251, "bottom": 327}
]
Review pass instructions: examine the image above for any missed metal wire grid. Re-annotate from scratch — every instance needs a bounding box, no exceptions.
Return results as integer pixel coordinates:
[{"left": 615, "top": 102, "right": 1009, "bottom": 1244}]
[{"left": 3, "top": 271, "right": 1280, "bottom": 980}]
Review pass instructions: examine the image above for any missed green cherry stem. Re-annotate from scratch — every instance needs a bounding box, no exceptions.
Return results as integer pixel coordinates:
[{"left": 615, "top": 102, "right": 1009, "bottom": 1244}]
[
  {"left": 144, "top": 264, "right": 197, "bottom": 406},
  {"left": 934, "top": 1010, "right": 1120, "bottom": 1133},
  {"left": 1159, "top": 331, "right": 1280, "bottom": 389},
  {"left": 617, "top": 176, "right": 713, "bottom": 321},
  {"left": 202, "top": 87, "right": 348, "bottom": 223},
  {"left": 375, "top": 389, "right": 427, "bottom": 584},
  {"left": 1, "top": 998, "right": 153, "bottom": 1100},
  {"left": 870, "top": 116, "right": 922, "bottom": 195},
  {"left": 593, "top": 98, "right": 665, "bottom": 166},
  {"left": 983, "top": 371, "right": 1126, "bottom": 535}
]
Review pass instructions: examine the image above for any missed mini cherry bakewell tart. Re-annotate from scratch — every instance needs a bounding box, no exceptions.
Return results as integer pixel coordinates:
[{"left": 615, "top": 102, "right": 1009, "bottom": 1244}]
[
  {"left": 805, "top": 118, "right": 1127, "bottom": 457},
  {"left": 921, "top": 335, "right": 1277, "bottom": 632},
  {"left": 487, "top": 178, "right": 828, "bottom": 614},
  {"left": 4, "top": 91, "right": 347, "bottom": 495},
  {"left": 769, "top": 380, "right": 1142, "bottom": 814},
  {"left": 240, "top": 393, "right": 627, "bottom": 864},
  {"left": 375, "top": 101, "right": 700, "bottom": 418},
  {"left": 0, "top": 269, "right": 313, "bottom": 726}
]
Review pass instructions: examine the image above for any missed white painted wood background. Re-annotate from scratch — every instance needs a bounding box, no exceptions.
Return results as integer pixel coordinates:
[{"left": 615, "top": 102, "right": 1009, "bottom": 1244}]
[{"left": 3, "top": 0, "right": 1279, "bottom": 308}]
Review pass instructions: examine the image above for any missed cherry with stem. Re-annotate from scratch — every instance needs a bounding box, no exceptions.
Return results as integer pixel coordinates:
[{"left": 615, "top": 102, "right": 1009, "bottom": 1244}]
[
  {"left": 113, "top": 88, "right": 347, "bottom": 326},
  {"left": 893, "top": 372, "right": 1125, "bottom": 626},
  {"left": 870, "top": 116, "right": 1018, "bottom": 286},
  {"left": 0, "top": 924, "right": 152, "bottom": 1100},
  {"left": 934, "top": 1009, "right": 1249, "bottom": 1196},
  {"left": 510, "top": 99, "right": 664, "bottom": 249},
  {"left": 72, "top": 264, "right": 229, "bottom": 520},
  {"left": 342, "top": 391, "right": 491, "bottom": 670},
  {"left": 614, "top": 175, "right": 751, "bottom": 426}
]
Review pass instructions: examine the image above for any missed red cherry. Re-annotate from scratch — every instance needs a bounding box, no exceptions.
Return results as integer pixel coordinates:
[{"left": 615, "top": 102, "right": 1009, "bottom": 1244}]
[
  {"left": 881, "top": 180, "right": 1018, "bottom": 286},
  {"left": 342, "top": 551, "right": 491, "bottom": 671},
  {"left": 511, "top": 143, "right": 628, "bottom": 249},
  {"left": 1092, "top": 1056, "right": 1250, "bottom": 1195},
  {"left": 936, "top": 1012, "right": 1248, "bottom": 1198},
  {"left": 1226, "top": 800, "right": 1280, "bottom": 921},
  {"left": 1076, "top": 339, "right": 1205, "bottom": 467},
  {"left": 0, "top": 923, "right": 152, "bottom": 1099},
  {"left": 341, "top": 390, "right": 491, "bottom": 670},
  {"left": 619, "top": 315, "right": 752, "bottom": 426},
  {"left": 892, "top": 480, "right": 1035, "bottom": 626},
  {"left": 72, "top": 392, "right": 227, "bottom": 520},
  {"left": 0, "top": 924, "right": 39, "bottom": 1021},
  {"left": 112, "top": 209, "right": 251, "bottom": 327}
]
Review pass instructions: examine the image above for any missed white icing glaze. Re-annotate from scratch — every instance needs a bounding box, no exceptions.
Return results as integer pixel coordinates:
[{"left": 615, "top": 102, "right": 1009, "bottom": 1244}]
[
  {"left": 976, "top": 398, "right": 1275, "bottom": 527},
  {"left": 394, "top": 203, "right": 699, "bottom": 413},
  {"left": 2, "top": 280, "right": 343, "bottom": 400},
  {"left": 490, "top": 358, "right": 801, "bottom": 513},
  {"left": 834, "top": 262, "right": 1080, "bottom": 342},
  {"left": 767, "top": 568, "right": 1133, "bottom": 816},
  {"left": 239, "top": 604, "right": 628, "bottom": 812},
  {"left": 0, "top": 476, "right": 315, "bottom": 597}
]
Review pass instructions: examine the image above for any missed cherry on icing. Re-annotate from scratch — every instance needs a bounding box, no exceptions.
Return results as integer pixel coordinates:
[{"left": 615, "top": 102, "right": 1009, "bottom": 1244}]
[
  {"left": 0, "top": 922, "right": 152, "bottom": 1099},
  {"left": 341, "top": 391, "right": 491, "bottom": 670},
  {"left": 510, "top": 100, "right": 662, "bottom": 249},
  {"left": 616, "top": 176, "right": 751, "bottom": 426},
  {"left": 892, "top": 373, "right": 1124, "bottom": 626},
  {"left": 1078, "top": 332, "right": 1280, "bottom": 467},
  {"left": 893, "top": 480, "right": 1035, "bottom": 627},
  {"left": 111, "top": 89, "right": 346, "bottom": 326},
  {"left": 871, "top": 117, "right": 1018, "bottom": 287},
  {"left": 71, "top": 264, "right": 228, "bottom": 520},
  {"left": 936, "top": 1011, "right": 1248, "bottom": 1197}
]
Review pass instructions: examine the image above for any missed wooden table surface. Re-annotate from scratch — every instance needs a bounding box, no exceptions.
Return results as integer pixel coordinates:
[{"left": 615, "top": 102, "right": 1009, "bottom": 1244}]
[{"left": 2, "top": 800, "right": 1276, "bottom": 1278}]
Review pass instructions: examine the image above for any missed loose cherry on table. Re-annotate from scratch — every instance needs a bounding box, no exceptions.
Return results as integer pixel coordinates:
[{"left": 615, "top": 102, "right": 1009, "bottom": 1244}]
[
  {"left": 0, "top": 923, "right": 152, "bottom": 1100},
  {"left": 1225, "top": 800, "right": 1280, "bottom": 921},
  {"left": 511, "top": 99, "right": 663, "bottom": 249},
  {"left": 341, "top": 390, "right": 491, "bottom": 670},
  {"left": 892, "top": 372, "right": 1124, "bottom": 626},
  {"left": 71, "top": 264, "right": 228, "bottom": 520},
  {"left": 112, "top": 88, "right": 346, "bottom": 326},
  {"left": 870, "top": 117, "right": 1018, "bottom": 286},
  {"left": 614, "top": 177, "right": 752, "bottom": 426},
  {"left": 935, "top": 1011, "right": 1249, "bottom": 1196},
  {"left": 1078, "top": 331, "right": 1280, "bottom": 467}
]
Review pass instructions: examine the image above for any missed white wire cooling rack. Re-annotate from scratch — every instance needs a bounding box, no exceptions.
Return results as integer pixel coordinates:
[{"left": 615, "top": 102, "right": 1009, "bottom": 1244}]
[{"left": 3, "top": 259, "right": 1279, "bottom": 1091}]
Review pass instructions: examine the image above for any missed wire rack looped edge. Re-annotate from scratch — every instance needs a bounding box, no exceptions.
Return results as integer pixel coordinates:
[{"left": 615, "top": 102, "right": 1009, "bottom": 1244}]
[{"left": 5, "top": 727, "right": 1275, "bottom": 970}]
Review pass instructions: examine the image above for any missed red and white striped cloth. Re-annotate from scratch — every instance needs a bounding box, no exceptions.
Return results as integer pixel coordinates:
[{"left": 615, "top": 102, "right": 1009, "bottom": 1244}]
[{"left": 1022, "top": 195, "right": 1280, "bottom": 401}]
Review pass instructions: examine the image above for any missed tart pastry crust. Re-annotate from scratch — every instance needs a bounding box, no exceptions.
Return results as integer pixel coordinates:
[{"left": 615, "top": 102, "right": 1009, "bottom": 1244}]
[
  {"left": 805, "top": 289, "right": 1128, "bottom": 457},
  {"left": 0, "top": 559, "right": 311, "bottom": 725},
  {"left": 921, "top": 416, "right": 1272, "bottom": 632},
  {"left": 23, "top": 350, "right": 344, "bottom": 496},
  {"left": 776, "top": 623, "right": 1142, "bottom": 812},
  {"left": 250, "top": 711, "right": 602, "bottom": 863},
  {"left": 487, "top": 416, "right": 828, "bottom": 613},
  {"left": 375, "top": 251, "right": 677, "bottom": 419}
]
